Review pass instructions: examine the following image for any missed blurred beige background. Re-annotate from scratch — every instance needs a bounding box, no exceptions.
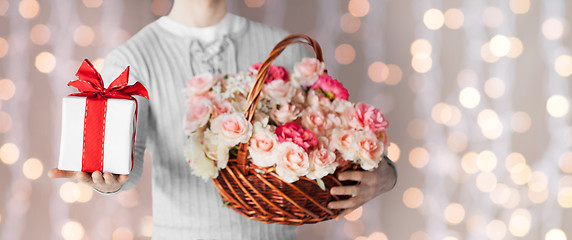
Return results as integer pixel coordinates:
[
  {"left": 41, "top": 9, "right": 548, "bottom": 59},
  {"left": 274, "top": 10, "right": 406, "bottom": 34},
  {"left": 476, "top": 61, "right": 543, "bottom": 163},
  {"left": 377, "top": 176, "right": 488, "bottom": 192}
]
[{"left": 1, "top": 0, "right": 572, "bottom": 239}]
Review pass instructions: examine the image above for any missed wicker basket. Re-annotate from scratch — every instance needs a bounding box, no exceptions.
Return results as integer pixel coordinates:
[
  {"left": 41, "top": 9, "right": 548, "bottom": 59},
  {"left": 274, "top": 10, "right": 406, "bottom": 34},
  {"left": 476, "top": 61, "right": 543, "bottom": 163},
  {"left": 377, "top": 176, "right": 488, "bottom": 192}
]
[{"left": 211, "top": 34, "right": 361, "bottom": 225}]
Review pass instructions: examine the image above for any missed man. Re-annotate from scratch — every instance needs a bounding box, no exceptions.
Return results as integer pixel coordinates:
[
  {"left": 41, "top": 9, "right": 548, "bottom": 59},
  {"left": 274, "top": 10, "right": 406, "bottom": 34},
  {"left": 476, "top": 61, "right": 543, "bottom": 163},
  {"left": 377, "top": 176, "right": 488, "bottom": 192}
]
[{"left": 50, "top": 0, "right": 396, "bottom": 239}]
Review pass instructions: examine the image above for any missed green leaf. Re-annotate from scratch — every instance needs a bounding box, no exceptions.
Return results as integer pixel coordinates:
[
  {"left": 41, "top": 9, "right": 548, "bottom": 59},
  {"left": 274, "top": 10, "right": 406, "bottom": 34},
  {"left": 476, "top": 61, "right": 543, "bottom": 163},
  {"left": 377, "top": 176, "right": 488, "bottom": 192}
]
[
  {"left": 324, "top": 91, "right": 335, "bottom": 100},
  {"left": 316, "top": 178, "right": 326, "bottom": 191}
]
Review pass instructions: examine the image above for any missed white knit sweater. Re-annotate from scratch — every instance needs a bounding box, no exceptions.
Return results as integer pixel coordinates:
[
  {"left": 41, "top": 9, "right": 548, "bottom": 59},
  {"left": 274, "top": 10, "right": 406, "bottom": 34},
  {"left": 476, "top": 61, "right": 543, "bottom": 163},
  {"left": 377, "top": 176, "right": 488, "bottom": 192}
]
[{"left": 101, "top": 13, "right": 307, "bottom": 240}]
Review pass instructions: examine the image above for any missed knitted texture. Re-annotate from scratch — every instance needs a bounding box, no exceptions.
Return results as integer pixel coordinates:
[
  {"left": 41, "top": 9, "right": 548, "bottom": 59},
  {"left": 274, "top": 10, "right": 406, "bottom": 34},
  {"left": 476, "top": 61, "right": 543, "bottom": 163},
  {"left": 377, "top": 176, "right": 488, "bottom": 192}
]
[{"left": 100, "top": 14, "right": 308, "bottom": 240}]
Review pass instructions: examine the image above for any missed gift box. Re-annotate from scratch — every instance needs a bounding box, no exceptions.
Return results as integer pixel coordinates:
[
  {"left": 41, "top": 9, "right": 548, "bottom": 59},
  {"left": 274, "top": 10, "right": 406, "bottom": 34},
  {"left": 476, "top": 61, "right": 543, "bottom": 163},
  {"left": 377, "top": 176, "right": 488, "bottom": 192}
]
[{"left": 58, "top": 59, "right": 148, "bottom": 174}]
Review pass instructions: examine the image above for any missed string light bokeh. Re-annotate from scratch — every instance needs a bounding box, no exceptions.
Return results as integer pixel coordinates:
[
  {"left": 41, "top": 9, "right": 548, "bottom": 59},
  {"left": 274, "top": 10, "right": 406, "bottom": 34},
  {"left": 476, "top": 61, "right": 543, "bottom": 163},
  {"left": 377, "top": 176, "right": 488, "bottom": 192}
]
[{"left": 0, "top": 0, "right": 571, "bottom": 239}]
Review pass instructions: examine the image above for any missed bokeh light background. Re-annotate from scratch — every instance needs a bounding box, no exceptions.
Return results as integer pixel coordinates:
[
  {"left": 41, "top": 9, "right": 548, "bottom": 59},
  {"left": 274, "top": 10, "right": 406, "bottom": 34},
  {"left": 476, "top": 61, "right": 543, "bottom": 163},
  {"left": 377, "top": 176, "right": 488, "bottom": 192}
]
[{"left": 1, "top": 0, "right": 571, "bottom": 239}]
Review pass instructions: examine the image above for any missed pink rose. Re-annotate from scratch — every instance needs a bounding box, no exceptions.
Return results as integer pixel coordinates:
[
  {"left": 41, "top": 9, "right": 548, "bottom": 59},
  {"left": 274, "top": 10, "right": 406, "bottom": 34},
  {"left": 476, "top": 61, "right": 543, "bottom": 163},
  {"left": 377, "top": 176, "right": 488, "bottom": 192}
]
[
  {"left": 248, "top": 122, "right": 279, "bottom": 167},
  {"left": 306, "top": 89, "right": 333, "bottom": 113},
  {"left": 275, "top": 122, "right": 318, "bottom": 151},
  {"left": 306, "top": 148, "right": 338, "bottom": 180},
  {"left": 183, "top": 99, "right": 212, "bottom": 133},
  {"left": 292, "top": 58, "right": 326, "bottom": 87},
  {"left": 210, "top": 113, "right": 253, "bottom": 147},
  {"left": 186, "top": 92, "right": 213, "bottom": 105},
  {"left": 310, "top": 75, "right": 349, "bottom": 100},
  {"left": 212, "top": 100, "right": 234, "bottom": 118},
  {"left": 270, "top": 104, "right": 302, "bottom": 125},
  {"left": 301, "top": 107, "right": 332, "bottom": 135},
  {"left": 352, "top": 131, "right": 383, "bottom": 170},
  {"left": 364, "top": 106, "right": 389, "bottom": 135},
  {"left": 349, "top": 103, "right": 388, "bottom": 134},
  {"left": 186, "top": 73, "right": 220, "bottom": 94},
  {"left": 274, "top": 142, "right": 310, "bottom": 183},
  {"left": 263, "top": 79, "right": 296, "bottom": 104},
  {"left": 330, "top": 128, "right": 358, "bottom": 161},
  {"left": 250, "top": 63, "right": 289, "bottom": 84}
]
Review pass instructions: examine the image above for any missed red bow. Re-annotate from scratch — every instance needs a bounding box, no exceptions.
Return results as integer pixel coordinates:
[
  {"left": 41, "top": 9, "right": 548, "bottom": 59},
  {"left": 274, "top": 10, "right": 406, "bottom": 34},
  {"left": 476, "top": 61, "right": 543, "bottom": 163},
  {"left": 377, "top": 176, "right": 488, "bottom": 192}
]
[{"left": 68, "top": 59, "right": 149, "bottom": 99}]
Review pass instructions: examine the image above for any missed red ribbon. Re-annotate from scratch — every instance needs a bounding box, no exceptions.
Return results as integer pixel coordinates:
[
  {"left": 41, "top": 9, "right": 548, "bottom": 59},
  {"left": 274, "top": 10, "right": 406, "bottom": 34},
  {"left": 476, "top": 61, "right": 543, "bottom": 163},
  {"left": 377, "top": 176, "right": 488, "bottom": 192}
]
[{"left": 68, "top": 59, "right": 149, "bottom": 173}]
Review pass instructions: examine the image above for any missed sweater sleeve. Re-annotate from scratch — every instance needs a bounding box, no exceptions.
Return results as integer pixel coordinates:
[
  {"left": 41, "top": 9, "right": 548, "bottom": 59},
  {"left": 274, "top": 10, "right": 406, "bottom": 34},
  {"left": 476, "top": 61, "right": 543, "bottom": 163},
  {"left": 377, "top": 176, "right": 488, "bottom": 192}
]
[{"left": 95, "top": 50, "right": 148, "bottom": 194}]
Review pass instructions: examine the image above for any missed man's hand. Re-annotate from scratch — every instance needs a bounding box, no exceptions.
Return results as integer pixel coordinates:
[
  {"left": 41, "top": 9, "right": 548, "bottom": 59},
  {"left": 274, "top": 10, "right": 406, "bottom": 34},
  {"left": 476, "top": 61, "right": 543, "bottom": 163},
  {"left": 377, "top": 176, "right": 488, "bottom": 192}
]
[
  {"left": 328, "top": 158, "right": 397, "bottom": 219},
  {"left": 48, "top": 168, "right": 128, "bottom": 193}
]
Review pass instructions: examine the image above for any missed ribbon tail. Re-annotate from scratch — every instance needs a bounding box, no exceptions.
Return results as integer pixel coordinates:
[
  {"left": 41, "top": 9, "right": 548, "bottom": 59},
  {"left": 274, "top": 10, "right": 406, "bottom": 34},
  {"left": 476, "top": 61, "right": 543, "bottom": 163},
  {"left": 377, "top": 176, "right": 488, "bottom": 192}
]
[
  {"left": 108, "top": 66, "right": 130, "bottom": 90},
  {"left": 120, "top": 82, "right": 149, "bottom": 99}
]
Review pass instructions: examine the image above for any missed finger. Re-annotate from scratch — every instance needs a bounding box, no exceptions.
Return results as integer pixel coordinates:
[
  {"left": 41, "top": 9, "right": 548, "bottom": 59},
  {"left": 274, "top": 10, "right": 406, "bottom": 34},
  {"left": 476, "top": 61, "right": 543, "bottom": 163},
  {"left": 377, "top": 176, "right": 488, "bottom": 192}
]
[
  {"left": 117, "top": 174, "right": 129, "bottom": 185},
  {"left": 48, "top": 168, "right": 76, "bottom": 179},
  {"left": 103, "top": 172, "right": 118, "bottom": 185},
  {"left": 328, "top": 196, "right": 363, "bottom": 209},
  {"left": 75, "top": 171, "right": 94, "bottom": 185},
  {"left": 338, "top": 171, "right": 366, "bottom": 182},
  {"left": 92, "top": 171, "right": 105, "bottom": 185},
  {"left": 331, "top": 185, "right": 360, "bottom": 196},
  {"left": 336, "top": 208, "right": 356, "bottom": 220}
]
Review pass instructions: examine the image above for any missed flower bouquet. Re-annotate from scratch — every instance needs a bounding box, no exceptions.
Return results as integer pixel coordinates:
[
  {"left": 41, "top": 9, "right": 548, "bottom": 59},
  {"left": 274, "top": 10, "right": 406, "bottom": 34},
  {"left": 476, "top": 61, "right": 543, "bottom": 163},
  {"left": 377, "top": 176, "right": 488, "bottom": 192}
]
[{"left": 183, "top": 35, "right": 389, "bottom": 225}]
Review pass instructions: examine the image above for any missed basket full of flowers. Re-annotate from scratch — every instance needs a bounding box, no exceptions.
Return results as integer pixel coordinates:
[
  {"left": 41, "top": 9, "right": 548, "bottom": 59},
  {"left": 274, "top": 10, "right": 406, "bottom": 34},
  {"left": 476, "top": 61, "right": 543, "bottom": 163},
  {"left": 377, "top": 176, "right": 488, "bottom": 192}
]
[{"left": 183, "top": 34, "right": 389, "bottom": 225}]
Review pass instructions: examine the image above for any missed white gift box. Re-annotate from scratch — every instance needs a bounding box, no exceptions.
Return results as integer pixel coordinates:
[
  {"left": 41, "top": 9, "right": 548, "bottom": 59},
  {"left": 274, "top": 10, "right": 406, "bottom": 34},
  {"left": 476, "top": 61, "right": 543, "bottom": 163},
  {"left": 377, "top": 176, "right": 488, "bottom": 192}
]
[{"left": 58, "top": 96, "right": 136, "bottom": 174}]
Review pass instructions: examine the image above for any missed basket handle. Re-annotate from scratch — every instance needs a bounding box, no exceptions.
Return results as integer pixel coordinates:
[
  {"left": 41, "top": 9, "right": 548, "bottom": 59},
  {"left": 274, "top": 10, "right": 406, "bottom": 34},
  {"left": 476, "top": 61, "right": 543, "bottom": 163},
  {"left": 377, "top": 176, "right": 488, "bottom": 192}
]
[{"left": 236, "top": 34, "right": 326, "bottom": 174}]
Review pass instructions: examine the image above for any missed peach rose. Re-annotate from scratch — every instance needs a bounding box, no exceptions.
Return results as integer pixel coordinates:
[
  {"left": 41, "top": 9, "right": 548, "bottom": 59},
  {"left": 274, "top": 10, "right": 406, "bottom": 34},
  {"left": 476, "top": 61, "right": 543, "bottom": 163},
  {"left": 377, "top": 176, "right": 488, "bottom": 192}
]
[
  {"left": 306, "top": 148, "right": 338, "bottom": 180},
  {"left": 210, "top": 113, "right": 253, "bottom": 147},
  {"left": 248, "top": 122, "right": 279, "bottom": 167},
  {"left": 263, "top": 79, "right": 296, "bottom": 104},
  {"left": 183, "top": 99, "right": 212, "bottom": 133},
  {"left": 349, "top": 102, "right": 388, "bottom": 134},
  {"left": 301, "top": 107, "right": 332, "bottom": 135},
  {"left": 270, "top": 104, "right": 302, "bottom": 125},
  {"left": 292, "top": 58, "right": 326, "bottom": 87},
  {"left": 330, "top": 128, "right": 358, "bottom": 161},
  {"left": 186, "top": 73, "right": 220, "bottom": 94},
  {"left": 352, "top": 130, "right": 383, "bottom": 170},
  {"left": 274, "top": 142, "right": 310, "bottom": 183}
]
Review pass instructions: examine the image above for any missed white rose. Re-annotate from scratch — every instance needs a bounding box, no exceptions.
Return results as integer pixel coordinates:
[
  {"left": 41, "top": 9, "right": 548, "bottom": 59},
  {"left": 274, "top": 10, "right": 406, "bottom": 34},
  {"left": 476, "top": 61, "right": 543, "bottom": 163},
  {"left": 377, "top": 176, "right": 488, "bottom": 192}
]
[
  {"left": 202, "top": 130, "right": 230, "bottom": 169},
  {"left": 306, "top": 89, "right": 333, "bottom": 113},
  {"left": 332, "top": 98, "right": 353, "bottom": 113},
  {"left": 270, "top": 104, "right": 302, "bottom": 125},
  {"left": 291, "top": 58, "right": 326, "bottom": 87},
  {"left": 263, "top": 79, "right": 296, "bottom": 104},
  {"left": 274, "top": 142, "right": 310, "bottom": 183},
  {"left": 185, "top": 132, "right": 218, "bottom": 181}
]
